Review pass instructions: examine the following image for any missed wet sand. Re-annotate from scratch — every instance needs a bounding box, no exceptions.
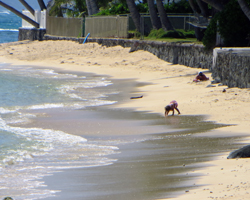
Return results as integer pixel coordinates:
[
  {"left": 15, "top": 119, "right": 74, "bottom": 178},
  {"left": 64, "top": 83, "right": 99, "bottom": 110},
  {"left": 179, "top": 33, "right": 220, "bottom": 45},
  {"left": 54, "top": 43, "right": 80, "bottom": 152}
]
[
  {"left": 34, "top": 104, "right": 242, "bottom": 200},
  {"left": 0, "top": 40, "right": 250, "bottom": 200}
]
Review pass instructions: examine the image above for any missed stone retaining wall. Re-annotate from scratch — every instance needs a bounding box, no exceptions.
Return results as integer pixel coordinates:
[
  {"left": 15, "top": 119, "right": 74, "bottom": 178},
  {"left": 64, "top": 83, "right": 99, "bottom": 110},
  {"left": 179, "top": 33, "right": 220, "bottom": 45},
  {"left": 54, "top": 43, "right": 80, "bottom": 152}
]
[
  {"left": 19, "top": 33, "right": 250, "bottom": 88},
  {"left": 212, "top": 48, "right": 250, "bottom": 88},
  {"left": 19, "top": 28, "right": 46, "bottom": 41},
  {"left": 44, "top": 35, "right": 213, "bottom": 70}
]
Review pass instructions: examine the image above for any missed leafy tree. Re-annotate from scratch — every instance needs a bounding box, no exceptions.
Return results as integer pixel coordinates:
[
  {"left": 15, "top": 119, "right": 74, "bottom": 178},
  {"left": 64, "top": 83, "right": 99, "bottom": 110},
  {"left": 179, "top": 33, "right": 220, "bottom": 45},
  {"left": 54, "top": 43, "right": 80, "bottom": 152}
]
[
  {"left": 49, "top": 0, "right": 109, "bottom": 16},
  {"left": 165, "top": 0, "right": 193, "bottom": 13},
  {"left": 202, "top": 0, "right": 250, "bottom": 49},
  {"left": 94, "top": 2, "right": 129, "bottom": 16},
  {"left": 217, "top": 0, "right": 250, "bottom": 47}
]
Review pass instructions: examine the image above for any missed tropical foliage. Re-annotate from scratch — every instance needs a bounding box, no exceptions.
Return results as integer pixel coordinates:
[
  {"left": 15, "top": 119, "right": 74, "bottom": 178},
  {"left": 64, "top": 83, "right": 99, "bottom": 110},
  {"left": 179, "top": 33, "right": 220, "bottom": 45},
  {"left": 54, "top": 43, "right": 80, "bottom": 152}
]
[
  {"left": 148, "top": 28, "right": 195, "bottom": 39},
  {"left": 94, "top": 3, "right": 129, "bottom": 16},
  {"left": 164, "top": 0, "right": 193, "bottom": 13},
  {"left": 203, "top": 0, "right": 250, "bottom": 49},
  {"left": 3, "top": 0, "right": 250, "bottom": 49},
  {"left": 48, "top": 0, "right": 87, "bottom": 17}
]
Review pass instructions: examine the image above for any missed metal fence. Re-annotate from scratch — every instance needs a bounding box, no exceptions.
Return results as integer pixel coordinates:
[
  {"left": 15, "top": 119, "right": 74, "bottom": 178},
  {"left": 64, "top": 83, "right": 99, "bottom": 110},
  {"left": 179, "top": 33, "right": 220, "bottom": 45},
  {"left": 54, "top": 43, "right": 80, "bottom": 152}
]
[
  {"left": 129, "top": 14, "right": 194, "bottom": 31},
  {"left": 22, "top": 11, "right": 193, "bottom": 38},
  {"left": 46, "top": 16, "right": 83, "bottom": 37},
  {"left": 84, "top": 16, "right": 129, "bottom": 38}
]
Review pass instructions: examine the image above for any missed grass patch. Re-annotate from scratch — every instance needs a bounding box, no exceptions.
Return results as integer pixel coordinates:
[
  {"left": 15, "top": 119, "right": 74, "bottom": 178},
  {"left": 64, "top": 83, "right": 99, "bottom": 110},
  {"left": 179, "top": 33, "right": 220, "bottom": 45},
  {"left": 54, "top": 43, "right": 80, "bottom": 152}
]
[
  {"left": 128, "top": 29, "right": 200, "bottom": 44},
  {"left": 144, "top": 37, "right": 201, "bottom": 44},
  {"left": 147, "top": 28, "right": 195, "bottom": 39}
]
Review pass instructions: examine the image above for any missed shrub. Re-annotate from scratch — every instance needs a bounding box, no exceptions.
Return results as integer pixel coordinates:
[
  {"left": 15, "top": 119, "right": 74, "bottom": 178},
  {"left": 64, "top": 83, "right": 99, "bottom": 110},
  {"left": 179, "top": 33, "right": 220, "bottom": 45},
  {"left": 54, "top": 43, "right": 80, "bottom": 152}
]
[
  {"left": 202, "top": 0, "right": 250, "bottom": 49},
  {"left": 217, "top": 0, "right": 250, "bottom": 47},
  {"left": 148, "top": 28, "right": 194, "bottom": 39},
  {"left": 202, "top": 14, "right": 218, "bottom": 50}
]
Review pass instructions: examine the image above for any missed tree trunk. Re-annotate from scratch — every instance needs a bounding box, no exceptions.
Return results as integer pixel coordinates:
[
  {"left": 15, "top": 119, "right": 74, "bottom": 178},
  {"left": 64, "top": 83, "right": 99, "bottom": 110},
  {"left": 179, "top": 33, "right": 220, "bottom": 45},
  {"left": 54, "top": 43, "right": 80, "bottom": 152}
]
[
  {"left": 46, "top": 0, "right": 55, "bottom": 13},
  {"left": 37, "top": 0, "right": 47, "bottom": 10},
  {"left": 89, "top": 0, "right": 99, "bottom": 15},
  {"left": 126, "top": 0, "right": 141, "bottom": 32},
  {"left": 201, "top": 0, "right": 224, "bottom": 11},
  {"left": 0, "top": 1, "right": 39, "bottom": 28},
  {"left": 86, "top": 0, "right": 99, "bottom": 15},
  {"left": 156, "top": 0, "right": 174, "bottom": 31},
  {"left": 147, "top": 0, "right": 161, "bottom": 30},
  {"left": 197, "top": 0, "right": 209, "bottom": 17},
  {"left": 19, "top": 0, "right": 35, "bottom": 16},
  {"left": 237, "top": 0, "right": 250, "bottom": 21},
  {"left": 188, "top": 0, "right": 200, "bottom": 14},
  {"left": 85, "top": 0, "right": 92, "bottom": 15}
]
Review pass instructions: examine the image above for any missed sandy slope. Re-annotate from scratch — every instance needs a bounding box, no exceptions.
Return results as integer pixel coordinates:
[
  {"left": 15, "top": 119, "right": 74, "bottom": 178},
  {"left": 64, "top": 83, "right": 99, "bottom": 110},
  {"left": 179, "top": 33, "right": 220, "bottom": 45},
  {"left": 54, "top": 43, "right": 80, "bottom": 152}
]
[{"left": 0, "top": 40, "right": 250, "bottom": 199}]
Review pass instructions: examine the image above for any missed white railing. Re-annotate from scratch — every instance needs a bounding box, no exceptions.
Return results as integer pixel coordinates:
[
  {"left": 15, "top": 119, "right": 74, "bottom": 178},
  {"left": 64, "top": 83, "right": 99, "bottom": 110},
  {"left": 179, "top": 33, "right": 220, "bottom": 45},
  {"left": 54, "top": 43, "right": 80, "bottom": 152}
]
[{"left": 22, "top": 10, "right": 46, "bottom": 29}]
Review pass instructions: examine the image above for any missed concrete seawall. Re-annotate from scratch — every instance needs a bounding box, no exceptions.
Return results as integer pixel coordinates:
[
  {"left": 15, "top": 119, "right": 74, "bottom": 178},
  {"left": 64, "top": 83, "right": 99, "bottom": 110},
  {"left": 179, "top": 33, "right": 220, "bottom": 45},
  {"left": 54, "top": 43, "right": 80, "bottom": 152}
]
[
  {"left": 19, "top": 28, "right": 46, "bottom": 41},
  {"left": 18, "top": 31, "right": 250, "bottom": 88},
  {"left": 212, "top": 48, "right": 250, "bottom": 88}
]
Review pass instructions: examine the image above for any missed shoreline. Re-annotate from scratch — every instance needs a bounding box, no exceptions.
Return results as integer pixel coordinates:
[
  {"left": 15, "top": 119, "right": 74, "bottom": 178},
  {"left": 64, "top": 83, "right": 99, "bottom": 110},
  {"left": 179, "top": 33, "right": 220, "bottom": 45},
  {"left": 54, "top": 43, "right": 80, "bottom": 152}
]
[{"left": 0, "top": 40, "right": 250, "bottom": 199}]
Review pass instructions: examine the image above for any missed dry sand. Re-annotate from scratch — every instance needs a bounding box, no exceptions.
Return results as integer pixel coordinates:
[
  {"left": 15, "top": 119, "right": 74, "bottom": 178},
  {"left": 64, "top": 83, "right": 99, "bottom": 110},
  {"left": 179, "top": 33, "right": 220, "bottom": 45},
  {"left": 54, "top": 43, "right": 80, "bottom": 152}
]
[{"left": 0, "top": 40, "right": 250, "bottom": 200}]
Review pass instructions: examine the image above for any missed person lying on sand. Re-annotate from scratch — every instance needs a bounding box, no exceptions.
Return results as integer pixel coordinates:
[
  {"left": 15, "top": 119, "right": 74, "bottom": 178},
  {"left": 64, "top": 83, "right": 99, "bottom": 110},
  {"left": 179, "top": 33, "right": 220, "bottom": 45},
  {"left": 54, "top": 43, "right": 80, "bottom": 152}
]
[
  {"left": 165, "top": 100, "right": 181, "bottom": 116},
  {"left": 193, "top": 72, "right": 209, "bottom": 82}
]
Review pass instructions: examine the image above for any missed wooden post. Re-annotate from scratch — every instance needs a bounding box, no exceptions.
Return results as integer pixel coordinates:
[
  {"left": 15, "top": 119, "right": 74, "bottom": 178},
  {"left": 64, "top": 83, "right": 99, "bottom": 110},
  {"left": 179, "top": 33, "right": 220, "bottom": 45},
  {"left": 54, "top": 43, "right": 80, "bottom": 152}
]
[
  {"left": 0, "top": 1, "right": 39, "bottom": 28},
  {"left": 19, "top": 0, "right": 35, "bottom": 16},
  {"left": 37, "top": 0, "right": 46, "bottom": 10}
]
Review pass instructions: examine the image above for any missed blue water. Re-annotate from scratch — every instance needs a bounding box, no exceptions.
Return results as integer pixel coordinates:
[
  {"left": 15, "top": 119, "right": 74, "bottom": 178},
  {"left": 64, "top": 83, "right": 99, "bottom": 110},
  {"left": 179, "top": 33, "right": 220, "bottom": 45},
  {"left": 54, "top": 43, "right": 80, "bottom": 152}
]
[
  {"left": 0, "top": 63, "right": 121, "bottom": 199},
  {"left": 0, "top": 7, "right": 239, "bottom": 200},
  {"left": 0, "top": 10, "right": 21, "bottom": 43}
]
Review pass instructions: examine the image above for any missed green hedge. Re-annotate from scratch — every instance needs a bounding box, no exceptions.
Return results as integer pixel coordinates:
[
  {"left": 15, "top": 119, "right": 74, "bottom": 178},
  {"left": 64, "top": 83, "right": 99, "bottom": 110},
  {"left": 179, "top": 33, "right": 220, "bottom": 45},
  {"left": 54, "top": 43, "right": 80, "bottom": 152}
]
[{"left": 148, "top": 28, "right": 195, "bottom": 39}]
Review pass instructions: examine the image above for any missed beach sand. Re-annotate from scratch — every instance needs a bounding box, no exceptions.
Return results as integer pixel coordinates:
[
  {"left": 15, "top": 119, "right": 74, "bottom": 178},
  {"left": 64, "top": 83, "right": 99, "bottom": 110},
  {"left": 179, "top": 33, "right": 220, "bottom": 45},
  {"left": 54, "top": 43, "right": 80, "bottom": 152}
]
[{"left": 0, "top": 40, "right": 250, "bottom": 199}]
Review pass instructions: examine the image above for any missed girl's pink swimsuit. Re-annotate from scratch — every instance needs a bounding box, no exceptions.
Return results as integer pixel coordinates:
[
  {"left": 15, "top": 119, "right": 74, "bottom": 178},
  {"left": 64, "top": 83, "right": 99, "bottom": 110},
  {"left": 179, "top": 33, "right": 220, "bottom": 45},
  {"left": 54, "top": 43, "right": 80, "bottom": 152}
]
[{"left": 170, "top": 100, "right": 178, "bottom": 108}]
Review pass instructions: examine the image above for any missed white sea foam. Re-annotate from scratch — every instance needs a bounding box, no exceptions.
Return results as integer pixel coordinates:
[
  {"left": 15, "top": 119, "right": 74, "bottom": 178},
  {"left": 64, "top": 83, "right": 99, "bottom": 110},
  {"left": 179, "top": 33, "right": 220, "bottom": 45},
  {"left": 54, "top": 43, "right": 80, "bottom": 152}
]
[
  {"left": 0, "top": 117, "right": 119, "bottom": 198},
  {"left": 0, "top": 107, "right": 17, "bottom": 114},
  {"left": 0, "top": 28, "right": 18, "bottom": 32},
  {"left": 81, "top": 80, "right": 113, "bottom": 88},
  {"left": 0, "top": 11, "right": 10, "bottom": 14},
  {"left": 27, "top": 103, "right": 64, "bottom": 110},
  {"left": 0, "top": 68, "right": 13, "bottom": 71},
  {"left": 0, "top": 64, "right": 122, "bottom": 199},
  {"left": 88, "top": 99, "right": 117, "bottom": 107},
  {"left": 41, "top": 69, "right": 80, "bottom": 79}
]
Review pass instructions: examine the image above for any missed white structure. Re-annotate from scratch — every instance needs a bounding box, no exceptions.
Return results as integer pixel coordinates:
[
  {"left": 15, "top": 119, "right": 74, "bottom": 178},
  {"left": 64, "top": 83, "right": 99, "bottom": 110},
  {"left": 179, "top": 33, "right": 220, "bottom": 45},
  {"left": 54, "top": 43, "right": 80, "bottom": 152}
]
[{"left": 22, "top": 10, "right": 46, "bottom": 29}]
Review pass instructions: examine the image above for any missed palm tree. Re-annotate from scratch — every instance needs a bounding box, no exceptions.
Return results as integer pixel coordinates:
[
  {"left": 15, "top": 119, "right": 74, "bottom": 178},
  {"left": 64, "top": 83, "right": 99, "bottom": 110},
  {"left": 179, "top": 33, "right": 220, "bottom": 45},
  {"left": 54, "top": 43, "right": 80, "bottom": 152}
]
[
  {"left": 86, "top": 0, "right": 99, "bottom": 15},
  {"left": 197, "top": 0, "right": 209, "bottom": 18},
  {"left": 188, "top": 0, "right": 200, "bottom": 14},
  {"left": 126, "top": 0, "right": 141, "bottom": 32},
  {"left": 156, "top": 0, "right": 174, "bottom": 31},
  {"left": 147, "top": 0, "right": 161, "bottom": 30},
  {"left": 237, "top": 0, "right": 250, "bottom": 21},
  {"left": 201, "top": 0, "right": 224, "bottom": 11}
]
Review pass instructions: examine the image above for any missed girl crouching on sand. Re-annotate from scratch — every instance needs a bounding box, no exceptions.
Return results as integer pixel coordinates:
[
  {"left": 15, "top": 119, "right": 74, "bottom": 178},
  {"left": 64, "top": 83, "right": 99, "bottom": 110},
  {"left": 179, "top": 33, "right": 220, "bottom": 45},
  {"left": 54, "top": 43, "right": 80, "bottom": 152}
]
[{"left": 165, "top": 100, "right": 181, "bottom": 116}]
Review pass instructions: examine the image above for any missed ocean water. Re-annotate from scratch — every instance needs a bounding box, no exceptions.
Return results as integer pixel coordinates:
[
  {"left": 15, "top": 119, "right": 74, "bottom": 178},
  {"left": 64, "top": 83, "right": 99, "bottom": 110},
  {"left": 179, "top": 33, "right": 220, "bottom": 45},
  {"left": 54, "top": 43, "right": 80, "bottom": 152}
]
[
  {"left": 0, "top": 63, "right": 122, "bottom": 199},
  {"left": 0, "top": 9, "right": 21, "bottom": 44},
  {"left": 0, "top": 7, "right": 242, "bottom": 200}
]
